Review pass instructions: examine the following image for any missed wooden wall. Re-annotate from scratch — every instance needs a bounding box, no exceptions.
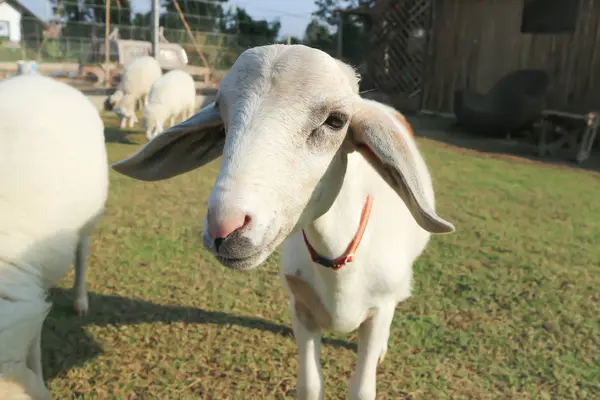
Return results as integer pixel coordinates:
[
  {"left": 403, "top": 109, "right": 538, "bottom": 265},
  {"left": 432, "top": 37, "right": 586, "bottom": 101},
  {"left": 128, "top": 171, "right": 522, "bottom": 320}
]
[{"left": 422, "top": 0, "right": 600, "bottom": 113}]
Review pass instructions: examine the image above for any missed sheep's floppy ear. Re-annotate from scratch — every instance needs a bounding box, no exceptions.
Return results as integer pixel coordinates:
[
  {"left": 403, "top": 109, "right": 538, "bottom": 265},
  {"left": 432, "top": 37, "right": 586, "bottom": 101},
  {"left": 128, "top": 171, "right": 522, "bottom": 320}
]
[
  {"left": 348, "top": 101, "right": 455, "bottom": 234},
  {"left": 111, "top": 102, "right": 225, "bottom": 181}
]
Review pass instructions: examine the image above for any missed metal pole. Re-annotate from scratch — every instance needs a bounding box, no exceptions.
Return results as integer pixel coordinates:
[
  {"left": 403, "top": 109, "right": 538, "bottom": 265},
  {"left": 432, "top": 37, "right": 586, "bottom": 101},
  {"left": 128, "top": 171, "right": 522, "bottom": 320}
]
[
  {"left": 105, "top": 0, "right": 111, "bottom": 87},
  {"left": 337, "top": 11, "right": 344, "bottom": 59},
  {"left": 287, "top": 34, "right": 291, "bottom": 45},
  {"left": 151, "top": 0, "right": 160, "bottom": 58}
]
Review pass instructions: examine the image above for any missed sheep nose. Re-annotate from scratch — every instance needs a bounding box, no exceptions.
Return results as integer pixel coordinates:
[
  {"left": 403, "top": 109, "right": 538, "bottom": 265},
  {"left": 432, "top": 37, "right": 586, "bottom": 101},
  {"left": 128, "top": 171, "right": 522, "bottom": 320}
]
[{"left": 207, "top": 209, "right": 251, "bottom": 251}]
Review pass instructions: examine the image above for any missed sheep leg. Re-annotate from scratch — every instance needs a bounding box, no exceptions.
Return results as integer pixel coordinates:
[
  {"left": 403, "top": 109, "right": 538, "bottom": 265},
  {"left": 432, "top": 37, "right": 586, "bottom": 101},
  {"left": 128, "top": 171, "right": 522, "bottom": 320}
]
[
  {"left": 291, "top": 304, "right": 324, "bottom": 400},
  {"left": 127, "top": 113, "right": 137, "bottom": 129},
  {"left": 73, "top": 233, "right": 90, "bottom": 316},
  {"left": 119, "top": 116, "right": 126, "bottom": 129},
  {"left": 348, "top": 305, "right": 395, "bottom": 400}
]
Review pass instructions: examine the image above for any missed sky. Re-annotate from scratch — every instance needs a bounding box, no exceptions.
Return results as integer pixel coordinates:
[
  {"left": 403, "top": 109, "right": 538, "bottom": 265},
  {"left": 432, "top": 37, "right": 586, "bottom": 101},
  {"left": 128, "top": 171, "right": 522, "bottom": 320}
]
[{"left": 19, "top": 0, "right": 318, "bottom": 39}]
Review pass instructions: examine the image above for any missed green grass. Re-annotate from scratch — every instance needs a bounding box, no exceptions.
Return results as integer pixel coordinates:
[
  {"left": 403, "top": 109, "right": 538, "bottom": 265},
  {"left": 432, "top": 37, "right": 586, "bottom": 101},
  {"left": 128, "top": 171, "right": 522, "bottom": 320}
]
[{"left": 45, "top": 112, "right": 600, "bottom": 399}]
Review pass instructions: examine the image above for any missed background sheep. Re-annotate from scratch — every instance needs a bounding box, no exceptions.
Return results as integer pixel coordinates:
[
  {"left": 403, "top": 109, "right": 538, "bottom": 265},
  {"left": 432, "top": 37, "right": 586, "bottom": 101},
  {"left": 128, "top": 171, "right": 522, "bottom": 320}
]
[
  {"left": 0, "top": 74, "right": 109, "bottom": 399},
  {"left": 142, "top": 69, "right": 196, "bottom": 141},
  {"left": 112, "top": 44, "right": 454, "bottom": 400},
  {"left": 103, "top": 88, "right": 123, "bottom": 112},
  {"left": 111, "top": 55, "right": 162, "bottom": 129}
]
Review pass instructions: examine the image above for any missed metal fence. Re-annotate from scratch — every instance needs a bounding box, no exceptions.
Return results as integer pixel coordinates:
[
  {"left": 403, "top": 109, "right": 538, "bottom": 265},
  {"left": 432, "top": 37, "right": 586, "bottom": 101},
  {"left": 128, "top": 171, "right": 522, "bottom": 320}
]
[{"left": 0, "top": 16, "right": 265, "bottom": 72}]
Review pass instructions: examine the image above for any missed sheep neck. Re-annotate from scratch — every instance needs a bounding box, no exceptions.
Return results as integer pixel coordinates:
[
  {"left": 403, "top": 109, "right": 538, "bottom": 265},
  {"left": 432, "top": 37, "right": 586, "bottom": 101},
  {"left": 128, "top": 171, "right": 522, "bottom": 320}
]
[
  {"left": 301, "top": 195, "right": 372, "bottom": 271},
  {"left": 302, "top": 153, "right": 374, "bottom": 272}
]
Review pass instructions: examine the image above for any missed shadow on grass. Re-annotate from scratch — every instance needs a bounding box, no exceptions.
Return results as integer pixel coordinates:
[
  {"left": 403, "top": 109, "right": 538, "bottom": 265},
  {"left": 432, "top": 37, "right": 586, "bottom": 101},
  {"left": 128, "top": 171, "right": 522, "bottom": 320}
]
[
  {"left": 104, "top": 127, "right": 135, "bottom": 144},
  {"left": 43, "top": 287, "right": 357, "bottom": 379},
  {"left": 409, "top": 114, "right": 600, "bottom": 174}
]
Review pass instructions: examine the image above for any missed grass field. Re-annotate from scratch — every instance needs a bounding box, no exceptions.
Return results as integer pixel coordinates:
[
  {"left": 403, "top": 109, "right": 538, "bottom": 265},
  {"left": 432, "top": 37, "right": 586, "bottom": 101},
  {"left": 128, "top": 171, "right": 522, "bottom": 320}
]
[{"left": 44, "top": 112, "right": 600, "bottom": 399}]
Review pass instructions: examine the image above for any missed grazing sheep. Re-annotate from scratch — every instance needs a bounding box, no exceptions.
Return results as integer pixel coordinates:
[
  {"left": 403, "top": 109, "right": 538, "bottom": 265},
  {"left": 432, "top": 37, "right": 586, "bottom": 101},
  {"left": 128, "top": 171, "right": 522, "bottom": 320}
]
[
  {"left": 0, "top": 74, "right": 109, "bottom": 399},
  {"left": 111, "top": 44, "right": 454, "bottom": 400},
  {"left": 111, "top": 55, "right": 162, "bottom": 129},
  {"left": 103, "top": 88, "right": 123, "bottom": 112},
  {"left": 142, "top": 69, "right": 196, "bottom": 141}
]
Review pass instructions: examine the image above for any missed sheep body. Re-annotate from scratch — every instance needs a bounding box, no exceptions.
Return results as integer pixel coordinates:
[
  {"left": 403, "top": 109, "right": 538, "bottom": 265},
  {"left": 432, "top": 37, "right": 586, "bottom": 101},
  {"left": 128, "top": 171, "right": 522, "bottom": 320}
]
[
  {"left": 110, "top": 44, "right": 454, "bottom": 400},
  {"left": 112, "top": 55, "right": 162, "bottom": 128},
  {"left": 142, "top": 69, "right": 196, "bottom": 140},
  {"left": 0, "top": 74, "right": 109, "bottom": 399}
]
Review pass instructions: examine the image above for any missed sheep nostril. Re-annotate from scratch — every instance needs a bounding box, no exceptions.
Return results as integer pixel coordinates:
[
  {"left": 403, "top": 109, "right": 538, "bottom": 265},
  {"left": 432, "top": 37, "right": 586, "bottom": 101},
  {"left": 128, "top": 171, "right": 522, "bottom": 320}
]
[{"left": 214, "top": 237, "right": 225, "bottom": 252}]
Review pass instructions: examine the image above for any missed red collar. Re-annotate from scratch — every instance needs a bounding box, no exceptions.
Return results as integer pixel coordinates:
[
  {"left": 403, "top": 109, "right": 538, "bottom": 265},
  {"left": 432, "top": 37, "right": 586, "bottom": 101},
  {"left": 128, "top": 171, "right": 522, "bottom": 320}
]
[{"left": 302, "top": 195, "right": 373, "bottom": 271}]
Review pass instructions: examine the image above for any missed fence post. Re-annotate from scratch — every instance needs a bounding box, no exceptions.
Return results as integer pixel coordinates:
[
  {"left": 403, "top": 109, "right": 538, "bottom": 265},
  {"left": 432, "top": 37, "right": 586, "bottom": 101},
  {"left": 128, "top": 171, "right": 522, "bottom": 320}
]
[
  {"left": 337, "top": 11, "right": 344, "bottom": 59},
  {"left": 105, "top": 0, "right": 111, "bottom": 88},
  {"left": 152, "top": 0, "right": 160, "bottom": 57}
]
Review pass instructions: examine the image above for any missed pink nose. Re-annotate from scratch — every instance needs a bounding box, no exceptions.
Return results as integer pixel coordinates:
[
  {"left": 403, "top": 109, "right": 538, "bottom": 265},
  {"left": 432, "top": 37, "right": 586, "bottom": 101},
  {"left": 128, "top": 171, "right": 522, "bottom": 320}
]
[{"left": 207, "top": 209, "right": 250, "bottom": 239}]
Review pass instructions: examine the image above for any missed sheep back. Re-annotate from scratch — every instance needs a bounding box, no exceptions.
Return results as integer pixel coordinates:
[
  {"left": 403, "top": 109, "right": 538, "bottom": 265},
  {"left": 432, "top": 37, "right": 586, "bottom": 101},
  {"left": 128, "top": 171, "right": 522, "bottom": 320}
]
[
  {"left": 0, "top": 75, "right": 109, "bottom": 287},
  {"left": 146, "top": 69, "right": 196, "bottom": 116}
]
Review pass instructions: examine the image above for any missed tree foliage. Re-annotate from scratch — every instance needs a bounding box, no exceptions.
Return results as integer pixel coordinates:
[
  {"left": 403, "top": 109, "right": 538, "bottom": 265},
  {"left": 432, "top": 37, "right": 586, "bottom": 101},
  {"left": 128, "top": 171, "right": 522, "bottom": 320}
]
[
  {"left": 160, "top": 0, "right": 225, "bottom": 32},
  {"left": 313, "top": 0, "right": 375, "bottom": 26},
  {"left": 219, "top": 7, "right": 281, "bottom": 48},
  {"left": 309, "top": 0, "right": 373, "bottom": 65},
  {"left": 51, "top": 0, "right": 132, "bottom": 25}
]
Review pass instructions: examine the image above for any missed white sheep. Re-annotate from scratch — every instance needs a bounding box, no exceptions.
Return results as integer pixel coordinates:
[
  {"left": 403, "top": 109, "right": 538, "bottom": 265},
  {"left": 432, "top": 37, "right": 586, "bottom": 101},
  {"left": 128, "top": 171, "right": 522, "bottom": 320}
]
[
  {"left": 141, "top": 69, "right": 196, "bottom": 141},
  {"left": 111, "top": 55, "right": 162, "bottom": 129},
  {"left": 111, "top": 44, "right": 455, "bottom": 400},
  {"left": 0, "top": 74, "right": 109, "bottom": 399}
]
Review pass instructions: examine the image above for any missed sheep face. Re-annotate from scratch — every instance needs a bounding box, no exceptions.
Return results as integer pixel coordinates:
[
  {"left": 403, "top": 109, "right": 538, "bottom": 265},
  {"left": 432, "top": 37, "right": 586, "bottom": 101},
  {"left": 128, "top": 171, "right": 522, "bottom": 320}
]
[{"left": 111, "top": 44, "right": 454, "bottom": 271}]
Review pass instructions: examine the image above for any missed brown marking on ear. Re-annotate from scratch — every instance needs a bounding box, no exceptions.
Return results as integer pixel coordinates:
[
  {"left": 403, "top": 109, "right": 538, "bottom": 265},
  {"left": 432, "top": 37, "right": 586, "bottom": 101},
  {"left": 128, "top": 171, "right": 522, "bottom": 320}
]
[
  {"left": 392, "top": 111, "right": 414, "bottom": 137},
  {"left": 349, "top": 103, "right": 455, "bottom": 234},
  {"left": 285, "top": 274, "right": 331, "bottom": 331}
]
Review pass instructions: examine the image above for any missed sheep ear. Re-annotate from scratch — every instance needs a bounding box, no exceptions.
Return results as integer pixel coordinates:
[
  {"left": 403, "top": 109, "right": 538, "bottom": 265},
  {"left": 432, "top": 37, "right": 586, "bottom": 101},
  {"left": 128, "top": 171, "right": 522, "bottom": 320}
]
[
  {"left": 348, "top": 101, "right": 455, "bottom": 234},
  {"left": 111, "top": 102, "right": 225, "bottom": 181}
]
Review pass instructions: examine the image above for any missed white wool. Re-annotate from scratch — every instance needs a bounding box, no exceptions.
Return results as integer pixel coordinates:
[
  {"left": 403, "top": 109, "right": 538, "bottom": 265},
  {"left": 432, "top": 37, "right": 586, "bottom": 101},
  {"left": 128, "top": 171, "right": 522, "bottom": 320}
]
[
  {"left": 0, "top": 74, "right": 109, "bottom": 399},
  {"left": 112, "top": 55, "right": 162, "bottom": 128},
  {"left": 142, "top": 69, "right": 196, "bottom": 140}
]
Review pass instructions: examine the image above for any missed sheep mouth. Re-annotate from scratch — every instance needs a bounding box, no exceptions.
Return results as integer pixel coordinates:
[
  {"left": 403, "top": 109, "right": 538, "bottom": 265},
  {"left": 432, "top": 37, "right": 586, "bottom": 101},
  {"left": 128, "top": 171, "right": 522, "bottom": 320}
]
[
  {"left": 215, "top": 252, "right": 268, "bottom": 271},
  {"left": 203, "top": 229, "right": 284, "bottom": 271}
]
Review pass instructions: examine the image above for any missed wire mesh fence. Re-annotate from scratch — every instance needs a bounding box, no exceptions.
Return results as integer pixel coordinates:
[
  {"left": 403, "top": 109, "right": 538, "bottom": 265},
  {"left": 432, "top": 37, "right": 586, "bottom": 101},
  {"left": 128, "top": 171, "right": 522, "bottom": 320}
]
[{"left": 0, "top": 0, "right": 278, "bottom": 73}]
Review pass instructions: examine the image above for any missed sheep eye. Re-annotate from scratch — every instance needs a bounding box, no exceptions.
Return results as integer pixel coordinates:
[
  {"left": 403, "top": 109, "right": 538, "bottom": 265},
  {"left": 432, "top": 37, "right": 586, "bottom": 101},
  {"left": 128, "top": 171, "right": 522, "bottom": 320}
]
[{"left": 324, "top": 113, "right": 347, "bottom": 130}]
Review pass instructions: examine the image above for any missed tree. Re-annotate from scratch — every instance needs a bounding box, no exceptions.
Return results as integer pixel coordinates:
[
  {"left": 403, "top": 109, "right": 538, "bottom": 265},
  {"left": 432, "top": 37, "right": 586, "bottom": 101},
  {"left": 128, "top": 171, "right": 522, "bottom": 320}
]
[
  {"left": 219, "top": 7, "right": 281, "bottom": 49},
  {"left": 51, "top": 0, "right": 132, "bottom": 25},
  {"left": 50, "top": 0, "right": 133, "bottom": 38},
  {"left": 304, "top": 20, "right": 334, "bottom": 54},
  {"left": 161, "top": 0, "right": 225, "bottom": 32},
  {"left": 313, "top": 0, "right": 375, "bottom": 27},
  {"left": 311, "top": 0, "right": 373, "bottom": 64}
]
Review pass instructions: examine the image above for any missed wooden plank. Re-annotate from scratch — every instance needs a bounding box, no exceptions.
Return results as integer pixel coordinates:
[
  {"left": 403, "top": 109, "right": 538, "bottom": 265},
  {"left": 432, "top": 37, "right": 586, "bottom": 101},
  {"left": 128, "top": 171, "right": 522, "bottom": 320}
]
[{"left": 423, "top": 0, "right": 600, "bottom": 113}]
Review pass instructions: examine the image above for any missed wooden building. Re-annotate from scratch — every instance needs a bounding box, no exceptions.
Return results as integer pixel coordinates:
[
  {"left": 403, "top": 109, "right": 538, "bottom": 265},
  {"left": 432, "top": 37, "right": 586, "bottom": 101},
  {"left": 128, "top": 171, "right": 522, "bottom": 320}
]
[{"left": 346, "top": 0, "right": 599, "bottom": 114}]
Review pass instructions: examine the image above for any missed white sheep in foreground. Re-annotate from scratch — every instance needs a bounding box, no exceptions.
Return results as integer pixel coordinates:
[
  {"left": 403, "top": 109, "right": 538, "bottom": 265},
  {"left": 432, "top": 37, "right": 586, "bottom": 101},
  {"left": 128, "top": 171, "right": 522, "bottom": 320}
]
[
  {"left": 110, "top": 55, "right": 162, "bottom": 129},
  {"left": 0, "top": 75, "right": 109, "bottom": 399},
  {"left": 111, "top": 44, "right": 455, "bottom": 400},
  {"left": 142, "top": 69, "right": 196, "bottom": 141}
]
